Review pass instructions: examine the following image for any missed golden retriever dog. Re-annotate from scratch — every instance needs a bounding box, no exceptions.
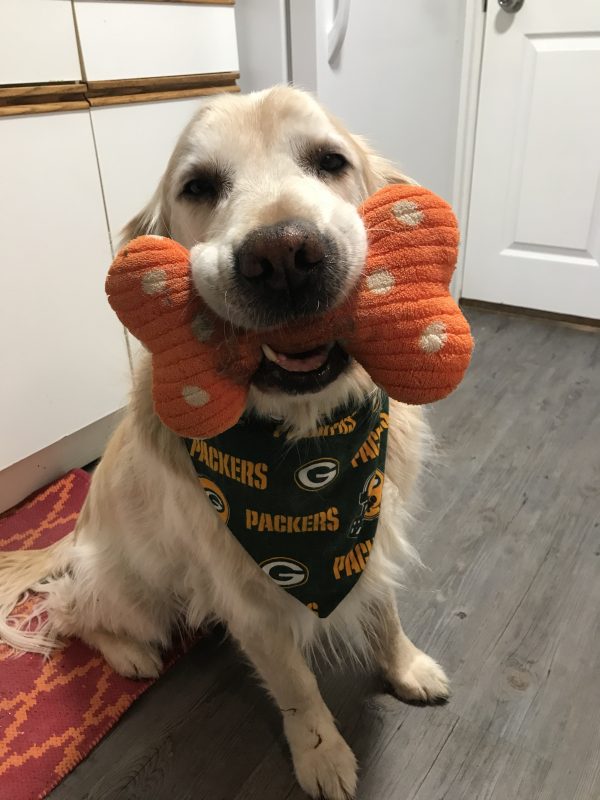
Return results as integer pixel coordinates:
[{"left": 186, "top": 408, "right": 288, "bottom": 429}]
[{"left": 0, "top": 86, "right": 449, "bottom": 800}]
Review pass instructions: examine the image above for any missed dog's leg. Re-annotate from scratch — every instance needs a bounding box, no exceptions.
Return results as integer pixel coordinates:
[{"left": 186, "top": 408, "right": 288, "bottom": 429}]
[
  {"left": 229, "top": 621, "right": 357, "bottom": 800},
  {"left": 369, "top": 592, "right": 449, "bottom": 705},
  {"left": 42, "top": 567, "right": 169, "bottom": 680}
]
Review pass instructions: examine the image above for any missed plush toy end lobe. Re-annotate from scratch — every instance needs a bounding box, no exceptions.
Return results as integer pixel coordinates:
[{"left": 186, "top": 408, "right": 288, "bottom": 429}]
[
  {"left": 106, "top": 236, "right": 197, "bottom": 339},
  {"left": 349, "top": 184, "right": 473, "bottom": 405},
  {"left": 107, "top": 235, "right": 252, "bottom": 438}
]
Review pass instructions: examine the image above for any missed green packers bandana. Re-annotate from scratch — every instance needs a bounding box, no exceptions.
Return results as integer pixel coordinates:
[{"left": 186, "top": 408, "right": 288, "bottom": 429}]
[{"left": 184, "top": 392, "right": 389, "bottom": 618}]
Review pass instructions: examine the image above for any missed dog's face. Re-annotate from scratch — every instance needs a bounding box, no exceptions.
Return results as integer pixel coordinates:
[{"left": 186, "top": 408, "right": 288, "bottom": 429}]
[{"left": 124, "top": 86, "right": 408, "bottom": 416}]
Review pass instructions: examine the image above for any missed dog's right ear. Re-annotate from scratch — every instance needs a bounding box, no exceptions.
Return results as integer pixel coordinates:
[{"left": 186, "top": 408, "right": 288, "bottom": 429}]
[{"left": 119, "top": 182, "right": 168, "bottom": 247}]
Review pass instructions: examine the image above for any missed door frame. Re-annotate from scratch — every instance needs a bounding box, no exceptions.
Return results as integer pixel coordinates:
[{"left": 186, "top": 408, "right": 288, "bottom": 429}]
[{"left": 451, "top": 0, "right": 487, "bottom": 301}]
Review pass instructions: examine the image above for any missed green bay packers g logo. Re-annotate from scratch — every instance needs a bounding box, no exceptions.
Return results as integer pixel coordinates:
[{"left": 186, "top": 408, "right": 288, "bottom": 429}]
[
  {"left": 199, "top": 477, "right": 229, "bottom": 523},
  {"left": 295, "top": 458, "right": 339, "bottom": 491},
  {"left": 260, "top": 557, "right": 309, "bottom": 588}
]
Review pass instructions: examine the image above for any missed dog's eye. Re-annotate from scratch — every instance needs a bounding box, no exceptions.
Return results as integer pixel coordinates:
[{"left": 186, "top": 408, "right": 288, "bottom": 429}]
[
  {"left": 318, "top": 153, "right": 348, "bottom": 174},
  {"left": 182, "top": 177, "right": 220, "bottom": 200},
  {"left": 181, "top": 167, "right": 230, "bottom": 202}
]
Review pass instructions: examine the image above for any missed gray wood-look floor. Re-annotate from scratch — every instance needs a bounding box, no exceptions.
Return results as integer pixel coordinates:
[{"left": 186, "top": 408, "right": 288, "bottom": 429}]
[{"left": 49, "top": 307, "right": 600, "bottom": 800}]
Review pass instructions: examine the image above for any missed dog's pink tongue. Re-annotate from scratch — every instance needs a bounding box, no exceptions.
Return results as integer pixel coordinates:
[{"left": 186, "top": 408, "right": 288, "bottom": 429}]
[{"left": 265, "top": 345, "right": 329, "bottom": 373}]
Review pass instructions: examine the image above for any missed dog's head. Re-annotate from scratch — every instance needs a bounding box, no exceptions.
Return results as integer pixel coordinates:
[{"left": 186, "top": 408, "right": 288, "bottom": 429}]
[{"left": 123, "top": 86, "right": 411, "bottom": 425}]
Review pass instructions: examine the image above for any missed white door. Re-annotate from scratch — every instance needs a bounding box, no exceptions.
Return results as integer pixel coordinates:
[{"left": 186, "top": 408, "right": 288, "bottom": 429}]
[
  {"left": 0, "top": 112, "right": 131, "bottom": 484},
  {"left": 462, "top": 0, "right": 600, "bottom": 319}
]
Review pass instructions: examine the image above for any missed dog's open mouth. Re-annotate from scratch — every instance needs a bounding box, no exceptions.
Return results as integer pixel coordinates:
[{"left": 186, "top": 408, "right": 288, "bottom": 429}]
[{"left": 251, "top": 342, "right": 349, "bottom": 394}]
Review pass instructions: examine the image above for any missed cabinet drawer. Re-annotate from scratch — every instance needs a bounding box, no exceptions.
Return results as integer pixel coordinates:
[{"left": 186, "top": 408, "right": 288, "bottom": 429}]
[
  {"left": 0, "top": 111, "right": 130, "bottom": 472},
  {"left": 0, "top": 0, "right": 82, "bottom": 84},
  {"left": 74, "top": 1, "right": 239, "bottom": 81}
]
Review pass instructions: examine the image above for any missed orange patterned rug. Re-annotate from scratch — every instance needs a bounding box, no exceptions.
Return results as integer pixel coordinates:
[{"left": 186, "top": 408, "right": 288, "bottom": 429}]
[{"left": 0, "top": 470, "right": 158, "bottom": 800}]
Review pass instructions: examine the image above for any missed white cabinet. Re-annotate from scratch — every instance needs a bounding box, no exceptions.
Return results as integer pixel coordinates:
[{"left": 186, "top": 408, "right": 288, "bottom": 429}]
[
  {"left": 88, "top": 97, "right": 207, "bottom": 367},
  {"left": 90, "top": 98, "right": 205, "bottom": 242},
  {"left": 0, "top": 0, "right": 82, "bottom": 84},
  {"left": 0, "top": 2, "right": 239, "bottom": 511},
  {"left": 0, "top": 112, "right": 130, "bottom": 500},
  {"left": 74, "top": 1, "right": 239, "bottom": 82}
]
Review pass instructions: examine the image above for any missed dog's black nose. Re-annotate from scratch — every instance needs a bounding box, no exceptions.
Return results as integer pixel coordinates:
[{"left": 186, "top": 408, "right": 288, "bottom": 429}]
[{"left": 236, "top": 220, "right": 329, "bottom": 300}]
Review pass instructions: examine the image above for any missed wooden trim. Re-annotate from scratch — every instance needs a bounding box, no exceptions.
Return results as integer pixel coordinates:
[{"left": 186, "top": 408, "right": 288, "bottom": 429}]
[
  {"left": 0, "top": 73, "right": 238, "bottom": 116},
  {"left": 86, "top": 71, "right": 239, "bottom": 96},
  {"left": 88, "top": 84, "right": 239, "bottom": 107},
  {"left": 0, "top": 83, "right": 88, "bottom": 101},
  {"left": 0, "top": 101, "right": 89, "bottom": 117}
]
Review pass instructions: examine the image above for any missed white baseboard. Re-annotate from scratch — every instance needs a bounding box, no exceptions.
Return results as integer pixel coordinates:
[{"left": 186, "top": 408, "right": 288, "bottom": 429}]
[{"left": 0, "top": 409, "right": 123, "bottom": 514}]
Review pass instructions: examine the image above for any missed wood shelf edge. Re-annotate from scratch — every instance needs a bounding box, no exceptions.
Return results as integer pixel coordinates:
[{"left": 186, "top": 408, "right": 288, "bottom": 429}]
[
  {"left": 88, "top": 84, "right": 240, "bottom": 107},
  {"left": 86, "top": 71, "right": 239, "bottom": 96},
  {"left": 0, "top": 101, "right": 90, "bottom": 117}
]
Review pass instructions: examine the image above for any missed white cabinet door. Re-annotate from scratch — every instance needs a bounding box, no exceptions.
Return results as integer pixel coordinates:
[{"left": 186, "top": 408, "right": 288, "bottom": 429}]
[
  {"left": 0, "top": 112, "right": 130, "bottom": 475},
  {"left": 74, "top": 1, "right": 238, "bottom": 81},
  {"left": 0, "top": 0, "right": 82, "bottom": 84},
  {"left": 462, "top": 0, "right": 600, "bottom": 318},
  {"left": 89, "top": 98, "right": 204, "bottom": 243},
  {"left": 89, "top": 97, "right": 206, "bottom": 367}
]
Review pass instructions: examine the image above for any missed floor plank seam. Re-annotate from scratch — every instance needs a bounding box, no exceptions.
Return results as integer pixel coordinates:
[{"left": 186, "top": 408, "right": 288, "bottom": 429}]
[
  {"left": 483, "top": 537, "right": 557, "bottom": 664},
  {"left": 408, "top": 716, "right": 459, "bottom": 800}
]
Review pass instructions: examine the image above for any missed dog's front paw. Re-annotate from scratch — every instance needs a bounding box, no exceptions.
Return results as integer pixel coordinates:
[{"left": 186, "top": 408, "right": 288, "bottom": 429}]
[
  {"left": 86, "top": 631, "right": 163, "bottom": 679},
  {"left": 292, "top": 733, "right": 358, "bottom": 800},
  {"left": 385, "top": 650, "right": 450, "bottom": 705},
  {"left": 285, "top": 715, "right": 357, "bottom": 799}
]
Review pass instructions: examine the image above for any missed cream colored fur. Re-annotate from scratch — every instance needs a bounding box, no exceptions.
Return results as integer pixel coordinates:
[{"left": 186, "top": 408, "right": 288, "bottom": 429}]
[{"left": 0, "top": 87, "right": 448, "bottom": 800}]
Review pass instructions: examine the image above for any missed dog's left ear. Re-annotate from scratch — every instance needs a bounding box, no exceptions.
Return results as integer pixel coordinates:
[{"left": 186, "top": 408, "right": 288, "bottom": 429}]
[
  {"left": 119, "top": 181, "right": 169, "bottom": 248},
  {"left": 351, "top": 133, "right": 417, "bottom": 195}
]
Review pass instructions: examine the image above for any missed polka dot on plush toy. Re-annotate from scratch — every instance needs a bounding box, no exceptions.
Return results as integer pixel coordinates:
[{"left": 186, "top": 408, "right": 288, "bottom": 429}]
[
  {"left": 141, "top": 268, "right": 168, "bottom": 295},
  {"left": 366, "top": 269, "right": 395, "bottom": 295},
  {"left": 391, "top": 199, "right": 424, "bottom": 227},
  {"left": 182, "top": 385, "right": 210, "bottom": 407},
  {"left": 419, "top": 321, "right": 447, "bottom": 353},
  {"left": 191, "top": 312, "right": 214, "bottom": 343}
]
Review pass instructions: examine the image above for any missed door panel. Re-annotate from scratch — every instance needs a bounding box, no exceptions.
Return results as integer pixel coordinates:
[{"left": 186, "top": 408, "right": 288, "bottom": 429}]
[
  {"left": 462, "top": 1, "right": 600, "bottom": 318},
  {"left": 89, "top": 97, "right": 206, "bottom": 363},
  {"left": 0, "top": 112, "right": 130, "bottom": 471},
  {"left": 89, "top": 98, "right": 203, "bottom": 242}
]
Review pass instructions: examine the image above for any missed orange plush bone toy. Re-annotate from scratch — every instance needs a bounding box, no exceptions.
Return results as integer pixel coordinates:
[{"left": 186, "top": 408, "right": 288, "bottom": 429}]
[{"left": 106, "top": 184, "right": 473, "bottom": 438}]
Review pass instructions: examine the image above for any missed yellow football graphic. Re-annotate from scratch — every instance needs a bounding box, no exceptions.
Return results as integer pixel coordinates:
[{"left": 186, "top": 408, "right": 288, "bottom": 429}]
[{"left": 363, "top": 469, "right": 385, "bottom": 520}]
